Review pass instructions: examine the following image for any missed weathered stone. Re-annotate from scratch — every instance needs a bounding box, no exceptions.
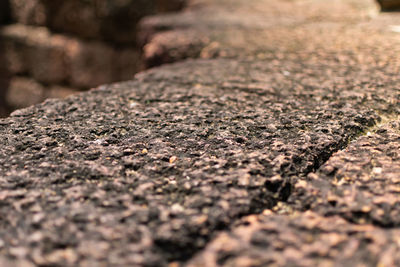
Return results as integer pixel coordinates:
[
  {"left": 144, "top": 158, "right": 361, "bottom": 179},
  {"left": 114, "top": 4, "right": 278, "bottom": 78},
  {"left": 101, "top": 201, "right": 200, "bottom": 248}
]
[
  {"left": 291, "top": 119, "right": 400, "bottom": 226},
  {"left": 143, "top": 30, "right": 210, "bottom": 68},
  {"left": 0, "top": 55, "right": 392, "bottom": 264},
  {"left": 188, "top": 211, "right": 400, "bottom": 266},
  {"left": 0, "top": 0, "right": 400, "bottom": 265},
  {"left": 139, "top": 0, "right": 380, "bottom": 67}
]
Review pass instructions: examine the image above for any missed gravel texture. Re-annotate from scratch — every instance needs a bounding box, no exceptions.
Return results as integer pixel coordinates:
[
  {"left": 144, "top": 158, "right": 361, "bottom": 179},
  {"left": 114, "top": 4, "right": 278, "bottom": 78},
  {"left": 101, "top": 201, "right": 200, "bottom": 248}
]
[
  {"left": 188, "top": 210, "right": 400, "bottom": 266},
  {"left": 0, "top": 0, "right": 400, "bottom": 266},
  {"left": 0, "top": 58, "right": 381, "bottom": 265}
]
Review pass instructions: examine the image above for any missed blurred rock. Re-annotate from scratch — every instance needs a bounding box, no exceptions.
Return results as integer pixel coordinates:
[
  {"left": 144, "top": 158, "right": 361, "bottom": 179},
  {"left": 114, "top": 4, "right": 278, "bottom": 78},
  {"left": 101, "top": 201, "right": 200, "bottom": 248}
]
[
  {"left": 113, "top": 48, "right": 141, "bottom": 81},
  {"left": 0, "top": 0, "right": 186, "bottom": 117},
  {"left": 65, "top": 39, "right": 115, "bottom": 88},
  {"left": 0, "top": 24, "right": 140, "bottom": 89},
  {"left": 5, "top": 0, "right": 186, "bottom": 44},
  {"left": 6, "top": 77, "right": 45, "bottom": 109},
  {"left": 45, "top": 85, "right": 77, "bottom": 100},
  {"left": 0, "top": 46, "right": 11, "bottom": 117},
  {"left": 156, "top": 0, "right": 186, "bottom": 13},
  {"left": 377, "top": 0, "right": 400, "bottom": 10},
  {"left": 38, "top": 0, "right": 155, "bottom": 44},
  {"left": 9, "top": 0, "right": 46, "bottom": 25},
  {"left": 1, "top": 24, "right": 66, "bottom": 82}
]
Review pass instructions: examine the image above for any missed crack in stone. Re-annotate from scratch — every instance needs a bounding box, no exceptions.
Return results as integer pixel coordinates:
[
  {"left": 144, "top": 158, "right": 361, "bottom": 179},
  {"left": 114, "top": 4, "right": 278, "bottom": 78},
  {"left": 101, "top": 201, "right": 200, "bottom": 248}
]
[
  {"left": 173, "top": 112, "right": 383, "bottom": 264},
  {"left": 286, "top": 112, "right": 400, "bottom": 228}
]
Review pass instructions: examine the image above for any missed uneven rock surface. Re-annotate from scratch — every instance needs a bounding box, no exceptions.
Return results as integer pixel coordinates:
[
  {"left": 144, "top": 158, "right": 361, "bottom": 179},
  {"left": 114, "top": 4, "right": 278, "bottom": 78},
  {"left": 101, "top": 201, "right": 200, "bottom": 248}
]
[{"left": 0, "top": 0, "right": 400, "bottom": 266}]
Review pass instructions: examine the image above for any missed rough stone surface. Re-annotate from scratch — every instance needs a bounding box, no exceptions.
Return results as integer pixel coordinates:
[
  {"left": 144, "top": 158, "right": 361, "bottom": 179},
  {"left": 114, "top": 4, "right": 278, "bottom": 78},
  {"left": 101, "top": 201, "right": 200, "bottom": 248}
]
[
  {"left": 188, "top": 211, "right": 400, "bottom": 266},
  {"left": 0, "top": 0, "right": 400, "bottom": 266},
  {"left": 188, "top": 119, "right": 400, "bottom": 267},
  {"left": 292, "top": 119, "right": 400, "bottom": 227},
  {"left": 140, "top": 0, "right": 399, "bottom": 67},
  {"left": 0, "top": 53, "right": 394, "bottom": 264}
]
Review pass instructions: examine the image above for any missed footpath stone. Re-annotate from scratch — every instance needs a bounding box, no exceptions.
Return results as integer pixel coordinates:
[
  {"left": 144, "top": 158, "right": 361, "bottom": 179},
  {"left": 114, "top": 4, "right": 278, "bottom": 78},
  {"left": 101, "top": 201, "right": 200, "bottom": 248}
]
[
  {"left": 0, "top": 57, "right": 381, "bottom": 265},
  {"left": 140, "top": 0, "right": 381, "bottom": 66},
  {"left": 0, "top": 0, "right": 400, "bottom": 266},
  {"left": 292, "top": 119, "right": 400, "bottom": 226},
  {"left": 188, "top": 211, "right": 400, "bottom": 266},
  {"left": 188, "top": 119, "right": 400, "bottom": 266}
]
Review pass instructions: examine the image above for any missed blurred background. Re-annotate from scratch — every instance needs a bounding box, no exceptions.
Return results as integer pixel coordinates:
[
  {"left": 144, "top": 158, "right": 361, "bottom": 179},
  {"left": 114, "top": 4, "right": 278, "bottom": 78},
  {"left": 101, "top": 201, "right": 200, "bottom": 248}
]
[
  {"left": 1, "top": 0, "right": 400, "bottom": 118},
  {"left": 0, "top": 0, "right": 186, "bottom": 117}
]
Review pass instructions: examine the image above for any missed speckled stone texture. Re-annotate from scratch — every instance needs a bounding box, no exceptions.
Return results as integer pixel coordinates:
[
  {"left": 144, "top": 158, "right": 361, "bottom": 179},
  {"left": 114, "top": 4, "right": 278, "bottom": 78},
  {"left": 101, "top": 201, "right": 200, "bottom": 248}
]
[
  {"left": 293, "top": 120, "right": 400, "bottom": 227},
  {"left": 1, "top": 0, "right": 400, "bottom": 266},
  {"left": 188, "top": 211, "right": 400, "bottom": 267}
]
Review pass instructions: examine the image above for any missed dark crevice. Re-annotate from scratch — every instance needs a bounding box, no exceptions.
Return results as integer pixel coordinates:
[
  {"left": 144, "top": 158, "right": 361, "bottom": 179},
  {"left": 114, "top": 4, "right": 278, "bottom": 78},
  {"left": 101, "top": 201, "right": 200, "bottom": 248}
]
[{"left": 289, "top": 113, "right": 400, "bottom": 228}]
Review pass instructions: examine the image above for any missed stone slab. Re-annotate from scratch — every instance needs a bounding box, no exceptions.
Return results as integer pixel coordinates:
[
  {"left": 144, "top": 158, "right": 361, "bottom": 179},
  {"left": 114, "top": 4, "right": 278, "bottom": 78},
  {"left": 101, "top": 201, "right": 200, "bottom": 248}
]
[
  {"left": 188, "top": 118, "right": 400, "bottom": 267},
  {"left": 292, "top": 119, "right": 400, "bottom": 227},
  {"left": 188, "top": 211, "right": 400, "bottom": 266},
  {"left": 0, "top": 57, "right": 386, "bottom": 265},
  {"left": 0, "top": 0, "right": 400, "bottom": 265},
  {"left": 139, "top": 0, "right": 400, "bottom": 68}
]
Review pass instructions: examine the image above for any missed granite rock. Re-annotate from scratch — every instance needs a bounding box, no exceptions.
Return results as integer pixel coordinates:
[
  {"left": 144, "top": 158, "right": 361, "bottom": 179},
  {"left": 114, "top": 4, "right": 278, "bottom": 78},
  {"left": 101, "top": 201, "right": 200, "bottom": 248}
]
[{"left": 1, "top": 0, "right": 400, "bottom": 265}]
